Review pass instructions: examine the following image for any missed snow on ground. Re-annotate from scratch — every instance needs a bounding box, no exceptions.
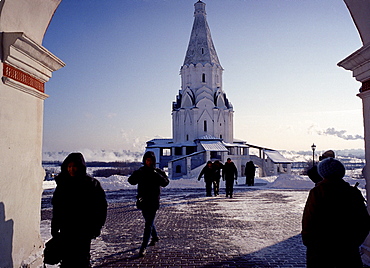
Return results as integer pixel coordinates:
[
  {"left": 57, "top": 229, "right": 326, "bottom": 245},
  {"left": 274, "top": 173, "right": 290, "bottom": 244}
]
[
  {"left": 43, "top": 169, "right": 366, "bottom": 192},
  {"left": 41, "top": 170, "right": 367, "bottom": 266},
  {"left": 40, "top": 171, "right": 365, "bottom": 268}
]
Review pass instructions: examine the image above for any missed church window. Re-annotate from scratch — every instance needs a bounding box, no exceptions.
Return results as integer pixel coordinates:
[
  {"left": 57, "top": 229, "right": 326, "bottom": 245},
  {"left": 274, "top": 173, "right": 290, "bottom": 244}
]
[
  {"left": 186, "top": 146, "right": 195, "bottom": 154},
  {"left": 201, "top": 48, "right": 204, "bottom": 54},
  {"left": 176, "top": 165, "right": 181, "bottom": 173},
  {"left": 220, "top": 134, "right": 223, "bottom": 139},
  {"left": 202, "top": 73, "right": 206, "bottom": 83},
  {"left": 162, "top": 148, "right": 171, "bottom": 156},
  {"left": 175, "top": 147, "right": 182, "bottom": 156},
  {"left": 204, "top": 120, "right": 207, "bottom": 132},
  {"left": 186, "top": 134, "right": 189, "bottom": 141}
]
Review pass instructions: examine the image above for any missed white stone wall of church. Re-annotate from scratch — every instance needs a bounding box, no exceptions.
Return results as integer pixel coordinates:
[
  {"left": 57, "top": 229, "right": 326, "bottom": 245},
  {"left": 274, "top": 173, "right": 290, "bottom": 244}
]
[{"left": 181, "top": 63, "right": 222, "bottom": 92}]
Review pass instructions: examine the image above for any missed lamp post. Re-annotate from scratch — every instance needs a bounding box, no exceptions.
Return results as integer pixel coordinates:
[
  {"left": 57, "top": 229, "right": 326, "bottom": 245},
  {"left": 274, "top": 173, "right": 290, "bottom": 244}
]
[{"left": 311, "top": 143, "right": 316, "bottom": 167}]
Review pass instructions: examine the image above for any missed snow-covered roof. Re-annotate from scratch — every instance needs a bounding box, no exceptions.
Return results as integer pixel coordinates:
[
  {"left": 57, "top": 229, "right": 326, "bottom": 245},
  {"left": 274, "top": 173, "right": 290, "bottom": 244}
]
[
  {"left": 233, "top": 138, "right": 247, "bottom": 144},
  {"left": 147, "top": 138, "right": 172, "bottom": 144},
  {"left": 223, "top": 142, "right": 248, "bottom": 148},
  {"left": 264, "top": 150, "right": 292, "bottom": 164},
  {"left": 196, "top": 134, "right": 220, "bottom": 141},
  {"left": 200, "top": 141, "right": 228, "bottom": 152}
]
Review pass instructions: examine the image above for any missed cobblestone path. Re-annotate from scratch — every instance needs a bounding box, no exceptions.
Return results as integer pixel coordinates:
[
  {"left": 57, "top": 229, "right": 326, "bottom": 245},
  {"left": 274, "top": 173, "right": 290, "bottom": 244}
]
[{"left": 42, "top": 186, "right": 309, "bottom": 267}]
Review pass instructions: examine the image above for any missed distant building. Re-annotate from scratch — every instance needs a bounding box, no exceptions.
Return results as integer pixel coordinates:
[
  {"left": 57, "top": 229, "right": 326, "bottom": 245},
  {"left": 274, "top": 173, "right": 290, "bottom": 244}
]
[{"left": 146, "top": 0, "right": 291, "bottom": 178}]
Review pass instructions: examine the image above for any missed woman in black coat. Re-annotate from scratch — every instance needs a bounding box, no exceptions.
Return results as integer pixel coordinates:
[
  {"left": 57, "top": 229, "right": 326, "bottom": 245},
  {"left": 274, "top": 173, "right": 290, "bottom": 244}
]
[
  {"left": 51, "top": 152, "right": 107, "bottom": 267},
  {"left": 128, "top": 151, "right": 169, "bottom": 257}
]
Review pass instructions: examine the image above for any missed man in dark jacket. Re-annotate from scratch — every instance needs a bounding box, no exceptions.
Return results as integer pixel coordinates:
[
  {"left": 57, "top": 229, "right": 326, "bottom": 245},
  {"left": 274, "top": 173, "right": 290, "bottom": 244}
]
[
  {"left": 51, "top": 152, "right": 107, "bottom": 268},
  {"left": 198, "top": 160, "right": 214, "bottom": 196},
  {"left": 128, "top": 151, "right": 169, "bottom": 257},
  {"left": 302, "top": 157, "right": 370, "bottom": 268},
  {"left": 223, "top": 158, "right": 238, "bottom": 198}
]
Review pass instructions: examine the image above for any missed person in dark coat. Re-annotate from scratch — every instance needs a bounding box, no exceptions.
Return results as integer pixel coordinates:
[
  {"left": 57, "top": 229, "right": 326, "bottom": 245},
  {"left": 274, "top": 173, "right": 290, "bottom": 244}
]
[
  {"left": 307, "top": 150, "right": 335, "bottom": 185},
  {"left": 51, "top": 152, "right": 107, "bottom": 268},
  {"left": 222, "top": 158, "right": 238, "bottom": 198},
  {"left": 245, "top": 161, "right": 255, "bottom": 186},
  {"left": 212, "top": 160, "right": 223, "bottom": 196},
  {"left": 302, "top": 157, "right": 370, "bottom": 268},
  {"left": 128, "top": 151, "right": 169, "bottom": 257},
  {"left": 198, "top": 160, "right": 214, "bottom": 196}
]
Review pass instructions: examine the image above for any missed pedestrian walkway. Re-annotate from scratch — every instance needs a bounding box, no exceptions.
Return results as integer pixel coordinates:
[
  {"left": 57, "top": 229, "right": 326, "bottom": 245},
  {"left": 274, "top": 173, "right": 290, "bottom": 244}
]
[{"left": 85, "top": 186, "right": 309, "bottom": 267}]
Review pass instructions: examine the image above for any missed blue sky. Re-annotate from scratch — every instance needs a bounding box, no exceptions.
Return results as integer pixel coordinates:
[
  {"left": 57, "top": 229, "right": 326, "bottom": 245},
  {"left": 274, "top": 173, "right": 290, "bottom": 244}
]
[{"left": 42, "top": 0, "right": 364, "bottom": 153}]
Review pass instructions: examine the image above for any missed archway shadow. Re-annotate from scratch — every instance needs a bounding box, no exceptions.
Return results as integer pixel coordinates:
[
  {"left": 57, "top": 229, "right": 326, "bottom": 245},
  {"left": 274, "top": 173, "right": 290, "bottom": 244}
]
[
  {"left": 201, "top": 234, "right": 306, "bottom": 268},
  {"left": 0, "top": 202, "right": 14, "bottom": 268}
]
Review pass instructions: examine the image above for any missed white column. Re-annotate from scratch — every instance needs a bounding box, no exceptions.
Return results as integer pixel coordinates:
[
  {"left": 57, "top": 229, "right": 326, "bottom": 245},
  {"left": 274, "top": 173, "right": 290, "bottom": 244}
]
[
  {"left": 186, "top": 157, "right": 192, "bottom": 178},
  {"left": 168, "top": 161, "right": 173, "bottom": 179},
  {"left": 287, "top": 164, "right": 292, "bottom": 174},
  {"left": 338, "top": 38, "right": 370, "bottom": 266},
  {"left": 358, "top": 90, "right": 370, "bottom": 207}
]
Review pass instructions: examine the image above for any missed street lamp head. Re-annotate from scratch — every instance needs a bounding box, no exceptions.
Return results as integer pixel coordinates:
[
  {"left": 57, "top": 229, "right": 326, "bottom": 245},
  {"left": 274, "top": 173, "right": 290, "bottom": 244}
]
[{"left": 311, "top": 143, "right": 316, "bottom": 151}]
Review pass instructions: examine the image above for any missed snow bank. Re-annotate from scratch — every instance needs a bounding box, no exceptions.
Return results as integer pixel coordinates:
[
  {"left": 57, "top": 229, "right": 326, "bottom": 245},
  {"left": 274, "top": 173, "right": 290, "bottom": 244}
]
[
  {"left": 267, "top": 174, "right": 314, "bottom": 190},
  {"left": 98, "top": 175, "right": 133, "bottom": 191}
]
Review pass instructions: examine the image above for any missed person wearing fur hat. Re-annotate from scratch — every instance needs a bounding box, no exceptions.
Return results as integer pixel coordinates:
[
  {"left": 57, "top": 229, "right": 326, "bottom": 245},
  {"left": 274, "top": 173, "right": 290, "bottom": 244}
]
[
  {"left": 307, "top": 150, "right": 335, "bottom": 185},
  {"left": 128, "top": 151, "right": 169, "bottom": 257},
  {"left": 51, "top": 152, "right": 107, "bottom": 267},
  {"left": 302, "top": 157, "right": 370, "bottom": 268}
]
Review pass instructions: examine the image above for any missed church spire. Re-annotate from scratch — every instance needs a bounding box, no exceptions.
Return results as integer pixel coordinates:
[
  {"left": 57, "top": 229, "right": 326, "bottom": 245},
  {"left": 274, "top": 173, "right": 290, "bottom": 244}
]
[{"left": 183, "top": 1, "right": 222, "bottom": 68}]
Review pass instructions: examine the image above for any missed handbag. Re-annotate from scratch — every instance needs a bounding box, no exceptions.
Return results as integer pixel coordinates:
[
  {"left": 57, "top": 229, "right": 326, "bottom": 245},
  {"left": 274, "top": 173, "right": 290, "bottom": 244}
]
[
  {"left": 136, "top": 196, "right": 144, "bottom": 210},
  {"left": 44, "top": 235, "right": 62, "bottom": 265}
]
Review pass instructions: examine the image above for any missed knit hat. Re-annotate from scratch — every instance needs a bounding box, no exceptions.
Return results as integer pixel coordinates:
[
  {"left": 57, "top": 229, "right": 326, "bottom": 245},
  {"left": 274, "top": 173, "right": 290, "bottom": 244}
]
[
  {"left": 142, "top": 151, "right": 156, "bottom": 168},
  {"left": 319, "top": 150, "right": 335, "bottom": 161},
  {"left": 317, "top": 157, "right": 345, "bottom": 180}
]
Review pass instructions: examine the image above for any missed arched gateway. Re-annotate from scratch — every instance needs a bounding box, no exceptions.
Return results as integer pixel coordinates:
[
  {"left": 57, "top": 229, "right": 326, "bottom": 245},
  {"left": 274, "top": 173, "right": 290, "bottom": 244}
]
[
  {"left": 2, "top": 0, "right": 370, "bottom": 267},
  {"left": 0, "top": 1, "right": 64, "bottom": 267}
]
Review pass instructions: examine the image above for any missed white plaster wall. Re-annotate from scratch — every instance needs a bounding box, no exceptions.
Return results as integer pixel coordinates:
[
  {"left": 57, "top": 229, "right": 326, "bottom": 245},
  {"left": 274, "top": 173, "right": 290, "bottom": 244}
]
[
  {"left": 0, "top": 1, "right": 63, "bottom": 267},
  {"left": 339, "top": 2, "right": 370, "bottom": 264},
  {"left": 0, "top": 0, "right": 61, "bottom": 45},
  {"left": 359, "top": 91, "right": 370, "bottom": 209},
  {"left": 0, "top": 80, "right": 45, "bottom": 267},
  {"left": 344, "top": 0, "right": 370, "bottom": 45}
]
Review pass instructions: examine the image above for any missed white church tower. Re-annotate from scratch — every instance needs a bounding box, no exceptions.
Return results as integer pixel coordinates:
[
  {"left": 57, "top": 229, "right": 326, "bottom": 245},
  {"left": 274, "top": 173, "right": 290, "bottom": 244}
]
[
  {"left": 146, "top": 0, "right": 291, "bottom": 179},
  {"left": 172, "top": 0, "right": 234, "bottom": 144}
]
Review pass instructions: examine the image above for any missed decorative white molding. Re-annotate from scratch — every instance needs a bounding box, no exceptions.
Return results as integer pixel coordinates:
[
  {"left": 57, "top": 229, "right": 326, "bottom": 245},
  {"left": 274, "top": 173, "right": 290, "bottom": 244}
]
[
  {"left": 338, "top": 43, "right": 370, "bottom": 82},
  {"left": 2, "top": 77, "right": 48, "bottom": 100},
  {"left": 1, "top": 32, "right": 65, "bottom": 97}
]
